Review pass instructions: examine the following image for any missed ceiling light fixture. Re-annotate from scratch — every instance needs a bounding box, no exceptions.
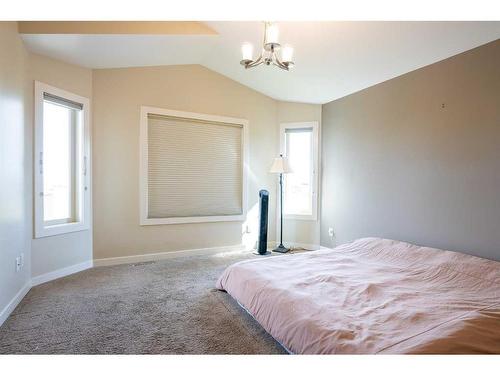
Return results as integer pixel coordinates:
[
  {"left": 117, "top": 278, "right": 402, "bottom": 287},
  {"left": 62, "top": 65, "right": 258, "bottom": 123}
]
[{"left": 240, "top": 22, "right": 294, "bottom": 71}]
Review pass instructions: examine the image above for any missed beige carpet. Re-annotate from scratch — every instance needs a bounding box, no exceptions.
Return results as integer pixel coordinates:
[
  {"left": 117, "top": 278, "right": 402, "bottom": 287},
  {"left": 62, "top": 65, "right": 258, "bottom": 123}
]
[{"left": 0, "top": 250, "right": 287, "bottom": 354}]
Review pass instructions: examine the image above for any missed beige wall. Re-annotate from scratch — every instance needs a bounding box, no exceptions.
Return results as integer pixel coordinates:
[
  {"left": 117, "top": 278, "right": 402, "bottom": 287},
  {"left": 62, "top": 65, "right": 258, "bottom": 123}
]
[
  {"left": 0, "top": 22, "right": 31, "bottom": 321},
  {"left": 1, "top": 22, "right": 318, "bottom": 276},
  {"left": 277, "top": 101, "right": 322, "bottom": 248},
  {"left": 92, "top": 65, "right": 281, "bottom": 260},
  {"left": 321, "top": 40, "right": 500, "bottom": 260},
  {"left": 27, "top": 53, "right": 93, "bottom": 277}
]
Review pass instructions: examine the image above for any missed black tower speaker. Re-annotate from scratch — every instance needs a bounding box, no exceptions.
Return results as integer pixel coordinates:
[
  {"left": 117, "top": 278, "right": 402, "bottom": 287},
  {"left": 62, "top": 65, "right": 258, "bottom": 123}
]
[{"left": 257, "top": 189, "right": 270, "bottom": 255}]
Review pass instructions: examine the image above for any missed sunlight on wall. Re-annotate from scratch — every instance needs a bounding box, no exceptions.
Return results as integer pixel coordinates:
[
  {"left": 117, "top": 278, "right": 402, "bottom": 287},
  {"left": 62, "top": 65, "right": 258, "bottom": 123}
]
[
  {"left": 211, "top": 202, "right": 263, "bottom": 258},
  {"left": 240, "top": 160, "right": 267, "bottom": 251},
  {"left": 241, "top": 203, "right": 259, "bottom": 250}
]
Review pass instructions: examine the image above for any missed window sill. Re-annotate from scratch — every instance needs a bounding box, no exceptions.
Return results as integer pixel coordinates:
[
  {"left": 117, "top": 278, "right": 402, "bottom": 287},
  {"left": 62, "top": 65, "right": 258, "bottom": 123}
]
[
  {"left": 35, "top": 221, "right": 89, "bottom": 238},
  {"left": 140, "top": 214, "right": 245, "bottom": 226},
  {"left": 283, "top": 214, "right": 317, "bottom": 221}
]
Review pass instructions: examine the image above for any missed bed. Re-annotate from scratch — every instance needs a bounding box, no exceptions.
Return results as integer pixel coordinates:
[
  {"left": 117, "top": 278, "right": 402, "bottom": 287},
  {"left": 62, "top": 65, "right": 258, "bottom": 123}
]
[{"left": 216, "top": 238, "right": 500, "bottom": 354}]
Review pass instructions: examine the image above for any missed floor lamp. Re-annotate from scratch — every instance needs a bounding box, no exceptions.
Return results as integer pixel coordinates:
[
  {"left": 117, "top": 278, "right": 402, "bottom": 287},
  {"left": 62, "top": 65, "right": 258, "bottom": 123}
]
[{"left": 270, "top": 154, "right": 292, "bottom": 253}]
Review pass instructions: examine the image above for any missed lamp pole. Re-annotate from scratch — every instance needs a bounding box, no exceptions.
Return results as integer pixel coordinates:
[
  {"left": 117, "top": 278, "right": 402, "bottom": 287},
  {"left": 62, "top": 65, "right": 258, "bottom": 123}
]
[
  {"left": 279, "top": 171, "right": 283, "bottom": 248},
  {"left": 273, "top": 155, "right": 289, "bottom": 253},
  {"left": 270, "top": 153, "right": 290, "bottom": 253}
]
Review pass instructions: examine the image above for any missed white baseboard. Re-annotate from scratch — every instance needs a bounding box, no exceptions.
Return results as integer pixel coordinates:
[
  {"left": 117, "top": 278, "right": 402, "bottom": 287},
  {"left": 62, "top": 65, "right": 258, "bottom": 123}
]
[
  {"left": 31, "top": 260, "right": 94, "bottom": 287},
  {"left": 1, "top": 260, "right": 93, "bottom": 327},
  {"left": 267, "top": 241, "right": 320, "bottom": 251},
  {"left": 3, "top": 244, "right": 247, "bottom": 325},
  {"left": 0, "top": 242, "right": 333, "bottom": 327},
  {"left": 94, "top": 244, "right": 246, "bottom": 267},
  {"left": 0, "top": 281, "right": 31, "bottom": 327}
]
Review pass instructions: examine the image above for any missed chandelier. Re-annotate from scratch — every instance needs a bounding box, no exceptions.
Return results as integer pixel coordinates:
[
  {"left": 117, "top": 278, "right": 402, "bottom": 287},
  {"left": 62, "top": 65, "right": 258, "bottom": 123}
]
[{"left": 240, "top": 22, "right": 294, "bottom": 71}]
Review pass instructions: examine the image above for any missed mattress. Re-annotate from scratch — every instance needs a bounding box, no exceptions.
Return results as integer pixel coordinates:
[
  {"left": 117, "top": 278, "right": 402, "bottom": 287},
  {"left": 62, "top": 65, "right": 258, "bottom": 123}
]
[{"left": 216, "top": 238, "right": 500, "bottom": 354}]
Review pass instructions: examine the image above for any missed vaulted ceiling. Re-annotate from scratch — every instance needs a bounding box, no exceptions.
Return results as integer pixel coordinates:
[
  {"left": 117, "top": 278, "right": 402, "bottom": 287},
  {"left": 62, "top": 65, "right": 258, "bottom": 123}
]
[{"left": 20, "top": 21, "right": 500, "bottom": 104}]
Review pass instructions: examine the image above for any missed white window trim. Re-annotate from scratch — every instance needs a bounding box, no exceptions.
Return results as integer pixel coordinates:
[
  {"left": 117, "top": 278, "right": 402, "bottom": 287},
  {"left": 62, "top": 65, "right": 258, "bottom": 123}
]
[
  {"left": 279, "top": 121, "right": 319, "bottom": 221},
  {"left": 34, "top": 81, "right": 91, "bottom": 238},
  {"left": 139, "top": 106, "right": 249, "bottom": 226}
]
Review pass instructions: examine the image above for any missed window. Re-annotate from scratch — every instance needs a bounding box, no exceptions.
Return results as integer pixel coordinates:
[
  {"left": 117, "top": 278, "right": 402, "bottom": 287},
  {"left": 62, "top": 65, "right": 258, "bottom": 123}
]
[
  {"left": 280, "top": 122, "right": 319, "bottom": 220},
  {"left": 34, "top": 82, "right": 90, "bottom": 238},
  {"left": 140, "top": 107, "right": 248, "bottom": 225}
]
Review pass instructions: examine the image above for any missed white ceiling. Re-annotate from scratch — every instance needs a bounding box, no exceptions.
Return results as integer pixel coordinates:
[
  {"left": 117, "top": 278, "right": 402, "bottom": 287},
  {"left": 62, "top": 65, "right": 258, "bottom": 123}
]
[{"left": 21, "top": 22, "right": 500, "bottom": 104}]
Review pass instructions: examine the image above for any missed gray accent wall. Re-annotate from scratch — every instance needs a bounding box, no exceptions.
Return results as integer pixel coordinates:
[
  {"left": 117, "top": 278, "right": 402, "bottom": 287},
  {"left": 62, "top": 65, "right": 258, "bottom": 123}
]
[{"left": 320, "top": 40, "right": 500, "bottom": 261}]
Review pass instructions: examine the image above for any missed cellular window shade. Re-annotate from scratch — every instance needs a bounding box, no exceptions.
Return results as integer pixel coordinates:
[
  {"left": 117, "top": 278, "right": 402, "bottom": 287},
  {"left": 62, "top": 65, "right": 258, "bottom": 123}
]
[
  {"left": 285, "top": 127, "right": 312, "bottom": 134},
  {"left": 43, "top": 92, "right": 83, "bottom": 111},
  {"left": 147, "top": 114, "right": 243, "bottom": 219}
]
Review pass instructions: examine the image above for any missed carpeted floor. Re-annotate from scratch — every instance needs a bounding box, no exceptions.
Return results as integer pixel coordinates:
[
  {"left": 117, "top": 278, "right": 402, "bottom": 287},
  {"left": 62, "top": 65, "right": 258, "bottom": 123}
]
[{"left": 0, "top": 250, "right": 287, "bottom": 354}]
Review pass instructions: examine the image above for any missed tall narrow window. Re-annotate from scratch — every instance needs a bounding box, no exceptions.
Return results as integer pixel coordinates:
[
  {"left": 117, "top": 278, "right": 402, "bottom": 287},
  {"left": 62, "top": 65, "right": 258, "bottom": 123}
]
[
  {"left": 34, "top": 82, "right": 90, "bottom": 238},
  {"left": 42, "top": 96, "right": 79, "bottom": 224},
  {"left": 140, "top": 107, "right": 248, "bottom": 225},
  {"left": 281, "top": 122, "right": 319, "bottom": 220}
]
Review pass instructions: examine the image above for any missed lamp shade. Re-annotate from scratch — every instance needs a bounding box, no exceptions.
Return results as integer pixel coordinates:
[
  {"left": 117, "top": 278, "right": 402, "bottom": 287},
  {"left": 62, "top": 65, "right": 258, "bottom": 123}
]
[
  {"left": 269, "top": 155, "right": 292, "bottom": 174},
  {"left": 264, "top": 23, "right": 279, "bottom": 45}
]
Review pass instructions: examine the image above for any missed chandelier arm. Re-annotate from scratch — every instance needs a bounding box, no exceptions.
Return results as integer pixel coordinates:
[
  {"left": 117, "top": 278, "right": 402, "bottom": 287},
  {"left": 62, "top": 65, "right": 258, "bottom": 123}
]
[
  {"left": 246, "top": 55, "right": 264, "bottom": 69},
  {"left": 272, "top": 54, "right": 289, "bottom": 71},
  {"left": 272, "top": 61, "right": 289, "bottom": 71}
]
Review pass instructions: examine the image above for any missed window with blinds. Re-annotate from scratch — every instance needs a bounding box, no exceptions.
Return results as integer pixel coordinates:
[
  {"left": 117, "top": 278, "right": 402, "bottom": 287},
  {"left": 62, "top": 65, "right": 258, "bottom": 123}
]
[{"left": 140, "top": 108, "right": 247, "bottom": 225}]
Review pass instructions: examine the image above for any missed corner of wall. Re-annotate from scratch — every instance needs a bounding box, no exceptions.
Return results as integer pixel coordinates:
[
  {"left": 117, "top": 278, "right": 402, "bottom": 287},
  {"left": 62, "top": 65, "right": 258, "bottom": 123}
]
[{"left": 0, "top": 21, "right": 32, "bottom": 327}]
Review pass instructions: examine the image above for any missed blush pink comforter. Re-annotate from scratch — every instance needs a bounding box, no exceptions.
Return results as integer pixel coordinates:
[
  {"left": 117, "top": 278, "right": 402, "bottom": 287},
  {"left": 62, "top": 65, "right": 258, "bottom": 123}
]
[{"left": 216, "top": 238, "right": 500, "bottom": 354}]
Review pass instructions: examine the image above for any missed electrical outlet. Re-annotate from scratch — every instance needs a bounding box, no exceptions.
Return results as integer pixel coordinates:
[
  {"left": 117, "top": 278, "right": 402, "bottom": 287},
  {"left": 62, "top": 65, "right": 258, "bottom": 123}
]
[
  {"left": 328, "top": 227, "right": 334, "bottom": 237},
  {"left": 15, "top": 256, "right": 21, "bottom": 272}
]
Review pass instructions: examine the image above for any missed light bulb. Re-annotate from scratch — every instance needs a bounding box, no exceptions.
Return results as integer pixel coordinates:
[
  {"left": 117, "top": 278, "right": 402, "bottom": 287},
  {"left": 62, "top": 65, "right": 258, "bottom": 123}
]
[
  {"left": 265, "top": 23, "right": 279, "bottom": 45},
  {"left": 241, "top": 42, "right": 253, "bottom": 61},
  {"left": 282, "top": 45, "right": 294, "bottom": 63}
]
